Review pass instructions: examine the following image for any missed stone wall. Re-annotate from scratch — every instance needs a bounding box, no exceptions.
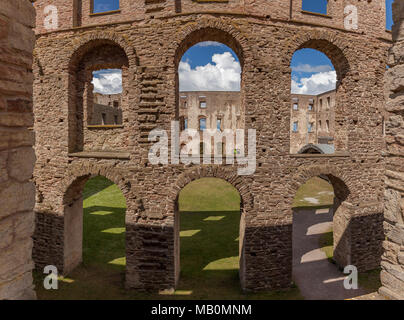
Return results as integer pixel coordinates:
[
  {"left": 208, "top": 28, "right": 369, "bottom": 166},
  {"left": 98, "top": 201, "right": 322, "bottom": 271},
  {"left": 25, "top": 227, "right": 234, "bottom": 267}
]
[
  {"left": 0, "top": 0, "right": 36, "bottom": 300},
  {"left": 31, "top": 1, "right": 390, "bottom": 292},
  {"left": 290, "top": 90, "right": 335, "bottom": 154},
  {"left": 380, "top": 0, "right": 404, "bottom": 300}
]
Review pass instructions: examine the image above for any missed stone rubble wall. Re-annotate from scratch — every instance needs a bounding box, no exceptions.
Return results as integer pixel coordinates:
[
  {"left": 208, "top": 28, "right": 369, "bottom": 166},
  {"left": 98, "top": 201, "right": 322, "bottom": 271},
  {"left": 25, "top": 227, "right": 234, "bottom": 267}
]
[
  {"left": 31, "top": 2, "right": 390, "bottom": 292},
  {"left": 380, "top": 0, "right": 404, "bottom": 301},
  {"left": 0, "top": 0, "right": 36, "bottom": 300}
]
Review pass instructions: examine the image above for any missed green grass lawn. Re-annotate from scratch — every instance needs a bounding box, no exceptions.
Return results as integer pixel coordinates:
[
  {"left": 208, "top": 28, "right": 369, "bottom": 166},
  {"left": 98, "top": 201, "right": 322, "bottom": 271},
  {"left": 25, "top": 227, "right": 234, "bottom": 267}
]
[
  {"left": 34, "top": 176, "right": 303, "bottom": 300},
  {"left": 292, "top": 177, "right": 334, "bottom": 209},
  {"left": 33, "top": 175, "right": 381, "bottom": 299}
]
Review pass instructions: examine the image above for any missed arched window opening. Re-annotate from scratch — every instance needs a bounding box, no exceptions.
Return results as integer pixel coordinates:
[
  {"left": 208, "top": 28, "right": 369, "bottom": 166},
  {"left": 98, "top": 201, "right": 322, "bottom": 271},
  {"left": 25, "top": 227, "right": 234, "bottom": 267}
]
[
  {"left": 290, "top": 47, "right": 339, "bottom": 154},
  {"left": 68, "top": 40, "right": 129, "bottom": 153},
  {"left": 175, "top": 31, "right": 244, "bottom": 159}
]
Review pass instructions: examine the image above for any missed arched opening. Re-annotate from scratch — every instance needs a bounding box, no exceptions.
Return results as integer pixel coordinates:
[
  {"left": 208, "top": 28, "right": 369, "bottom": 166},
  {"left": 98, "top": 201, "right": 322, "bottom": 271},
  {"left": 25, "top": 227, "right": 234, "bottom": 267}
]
[
  {"left": 68, "top": 40, "right": 129, "bottom": 153},
  {"left": 63, "top": 175, "right": 127, "bottom": 286},
  {"left": 174, "top": 178, "right": 243, "bottom": 295},
  {"left": 290, "top": 42, "right": 349, "bottom": 154},
  {"left": 175, "top": 28, "right": 244, "bottom": 158},
  {"left": 292, "top": 175, "right": 362, "bottom": 299}
]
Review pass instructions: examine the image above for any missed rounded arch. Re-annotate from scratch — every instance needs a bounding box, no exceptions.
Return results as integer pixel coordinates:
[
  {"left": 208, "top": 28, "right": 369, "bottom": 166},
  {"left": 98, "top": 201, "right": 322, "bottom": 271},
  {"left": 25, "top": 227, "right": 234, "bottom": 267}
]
[
  {"left": 170, "top": 166, "right": 252, "bottom": 289},
  {"left": 67, "top": 36, "right": 132, "bottom": 152},
  {"left": 61, "top": 163, "right": 132, "bottom": 207},
  {"left": 170, "top": 166, "right": 254, "bottom": 213},
  {"left": 60, "top": 164, "right": 130, "bottom": 275},
  {"left": 174, "top": 24, "right": 247, "bottom": 69},
  {"left": 67, "top": 32, "right": 136, "bottom": 70},
  {"left": 289, "top": 165, "right": 352, "bottom": 207},
  {"left": 289, "top": 34, "right": 351, "bottom": 84}
]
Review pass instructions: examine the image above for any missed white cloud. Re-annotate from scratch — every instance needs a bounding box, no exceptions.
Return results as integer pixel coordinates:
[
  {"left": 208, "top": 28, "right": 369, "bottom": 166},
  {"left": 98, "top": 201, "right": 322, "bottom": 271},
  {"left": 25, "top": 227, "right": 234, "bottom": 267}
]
[
  {"left": 291, "top": 71, "right": 336, "bottom": 95},
  {"left": 92, "top": 69, "right": 122, "bottom": 94},
  {"left": 179, "top": 52, "right": 241, "bottom": 91},
  {"left": 196, "top": 41, "right": 225, "bottom": 47},
  {"left": 292, "top": 64, "right": 333, "bottom": 73}
]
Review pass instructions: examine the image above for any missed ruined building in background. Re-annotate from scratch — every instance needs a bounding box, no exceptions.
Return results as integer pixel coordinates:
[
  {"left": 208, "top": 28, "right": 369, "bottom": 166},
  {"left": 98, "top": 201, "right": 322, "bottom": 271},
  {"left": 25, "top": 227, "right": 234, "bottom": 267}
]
[
  {"left": 179, "top": 91, "right": 242, "bottom": 155},
  {"left": 290, "top": 90, "right": 335, "bottom": 154},
  {"left": 90, "top": 93, "right": 123, "bottom": 126},
  {"left": 179, "top": 90, "right": 336, "bottom": 155},
  {"left": 380, "top": 0, "right": 404, "bottom": 300},
  {"left": 31, "top": 0, "right": 390, "bottom": 292},
  {"left": 0, "top": 0, "right": 36, "bottom": 300}
]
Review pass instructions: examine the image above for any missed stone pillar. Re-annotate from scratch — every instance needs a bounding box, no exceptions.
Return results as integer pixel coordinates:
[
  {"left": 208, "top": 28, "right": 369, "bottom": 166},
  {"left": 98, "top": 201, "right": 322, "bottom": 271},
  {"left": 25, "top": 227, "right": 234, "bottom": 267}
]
[
  {"left": 0, "top": 0, "right": 36, "bottom": 300},
  {"left": 380, "top": 0, "right": 404, "bottom": 300}
]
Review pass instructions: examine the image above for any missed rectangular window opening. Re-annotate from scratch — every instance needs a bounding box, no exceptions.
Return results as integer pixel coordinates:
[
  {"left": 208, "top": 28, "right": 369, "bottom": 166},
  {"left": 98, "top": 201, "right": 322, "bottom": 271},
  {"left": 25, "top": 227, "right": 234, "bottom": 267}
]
[{"left": 92, "top": 0, "right": 120, "bottom": 14}]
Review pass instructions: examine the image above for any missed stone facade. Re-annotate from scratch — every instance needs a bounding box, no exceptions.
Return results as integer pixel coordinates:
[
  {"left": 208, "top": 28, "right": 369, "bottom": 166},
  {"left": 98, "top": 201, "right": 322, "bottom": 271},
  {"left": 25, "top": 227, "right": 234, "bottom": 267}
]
[
  {"left": 179, "top": 91, "right": 242, "bottom": 154},
  {"left": 0, "top": 0, "right": 36, "bottom": 300},
  {"left": 31, "top": 0, "right": 390, "bottom": 292},
  {"left": 91, "top": 93, "right": 123, "bottom": 126},
  {"left": 290, "top": 90, "right": 335, "bottom": 154},
  {"left": 379, "top": 0, "right": 404, "bottom": 301}
]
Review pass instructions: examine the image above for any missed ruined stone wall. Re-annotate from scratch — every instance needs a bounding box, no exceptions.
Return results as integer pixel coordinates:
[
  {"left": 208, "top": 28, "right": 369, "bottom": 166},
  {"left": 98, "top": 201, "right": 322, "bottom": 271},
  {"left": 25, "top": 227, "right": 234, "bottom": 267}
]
[
  {"left": 179, "top": 91, "right": 241, "bottom": 131},
  {"left": 91, "top": 94, "right": 123, "bottom": 126},
  {"left": 0, "top": 0, "right": 36, "bottom": 300},
  {"left": 93, "top": 93, "right": 122, "bottom": 107},
  {"left": 290, "top": 91, "right": 336, "bottom": 153},
  {"left": 380, "top": 0, "right": 404, "bottom": 300},
  {"left": 290, "top": 94, "right": 318, "bottom": 153},
  {"left": 31, "top": 1, "right": 390, "bottom": 292},
  {"left": 316, "top": 90, "right": 335, "bottom": 141}
]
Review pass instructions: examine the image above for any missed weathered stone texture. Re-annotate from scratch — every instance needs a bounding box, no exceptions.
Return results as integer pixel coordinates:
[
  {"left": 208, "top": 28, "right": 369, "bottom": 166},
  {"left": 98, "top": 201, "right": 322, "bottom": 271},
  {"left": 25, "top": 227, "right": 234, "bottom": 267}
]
[
  {"left": 380, "top": 0, "right": 404, "bottom": 300},
  {"left": 31, "top": 1, "right": 391, "bottom": 292},
  {"left": 0, "top": 0, "right": 36, "bottom": 300}
]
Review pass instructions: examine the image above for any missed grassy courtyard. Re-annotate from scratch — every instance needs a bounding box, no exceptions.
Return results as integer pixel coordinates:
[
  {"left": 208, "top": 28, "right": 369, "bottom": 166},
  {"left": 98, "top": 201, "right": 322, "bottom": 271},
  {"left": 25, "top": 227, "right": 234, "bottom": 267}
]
[
  {"left": 34, "top": 176, "right": 304, "bottom": 299},
  {"left": 33, "top": 176, "right": 379, "bottom": 299}
]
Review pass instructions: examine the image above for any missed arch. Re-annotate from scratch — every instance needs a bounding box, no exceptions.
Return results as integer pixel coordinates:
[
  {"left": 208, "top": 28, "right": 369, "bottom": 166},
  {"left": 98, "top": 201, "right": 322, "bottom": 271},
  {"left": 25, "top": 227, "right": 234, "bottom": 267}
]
[
  {"left": 169, "top": 166, "right": 253, "bottom": 289},
  {"left": 62, "top": 169, "right": 129, "bottom": 275},
  {"left": 173, "top": 21, "right": 249, "bottom": 146},
  {"left": 67, "top": 31, "right": 136, "bottom": 70},
  {"left": 291, "top": 165, "right": 353, "bottom": 271},
  {"left": 61, "top": 163, "right": 131, "bottom": 205},
  {"left": 170, "top": 166, "right": 254, "bottom": 212},
  {"left": 289, "top": 165, "right": 352, "bottom": 205},
  {"left": 289, "top": 35, "right": 351, "bottom": 85},
  {"left": 298, "top": 144, "right": 335, "bottom": 154},
  {"left": 67, "top": 37, "right": 130, "bottom": 152},
  {"left": 173, "top": 20, "right": 249, "bottom": 69}
]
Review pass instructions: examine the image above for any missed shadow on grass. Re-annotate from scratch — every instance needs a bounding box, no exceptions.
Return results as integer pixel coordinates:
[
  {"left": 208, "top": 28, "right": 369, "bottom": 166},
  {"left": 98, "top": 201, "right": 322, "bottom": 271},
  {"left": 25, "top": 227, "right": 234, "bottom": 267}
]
[
  {"left": 82, "top": 205, "right": 126, "bottom": 269},
  {"left": 34, "top": 178, "right": 302, "bottom": 300}
]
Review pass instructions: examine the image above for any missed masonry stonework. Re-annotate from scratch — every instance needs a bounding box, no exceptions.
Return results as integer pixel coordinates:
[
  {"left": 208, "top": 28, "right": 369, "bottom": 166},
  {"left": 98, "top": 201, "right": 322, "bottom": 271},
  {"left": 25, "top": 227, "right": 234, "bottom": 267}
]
[
  {"left": 0, "top": 0, "right": 36, "bottom": 300},
  {"left": 380, "top": 0, "right": 404, "bottom": 300},
  {"left": 290, "top": 90, "right": 335, "bottom": 154},
  {"left": 31, "top": 1, "right": 390, "bottom": 292}
]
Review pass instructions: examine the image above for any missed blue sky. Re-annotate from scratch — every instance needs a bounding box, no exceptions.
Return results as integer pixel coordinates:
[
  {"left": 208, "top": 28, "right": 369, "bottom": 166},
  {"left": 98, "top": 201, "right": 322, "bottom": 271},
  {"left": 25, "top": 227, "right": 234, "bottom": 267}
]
[
  {"left": 92, "top": 1, "right": 394, "bottom": 94},
  {"left": 302, "top": 0, "right": 394, "bottom": 30},
  {"left": 93, "top": 0, "right": 119, "bottom": 13},
  {"left": 386, "top": 0, "right": 394, "bottom": 30},
  {"left": 181, "top": 42, "right": 239, "bottom": 69}
]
